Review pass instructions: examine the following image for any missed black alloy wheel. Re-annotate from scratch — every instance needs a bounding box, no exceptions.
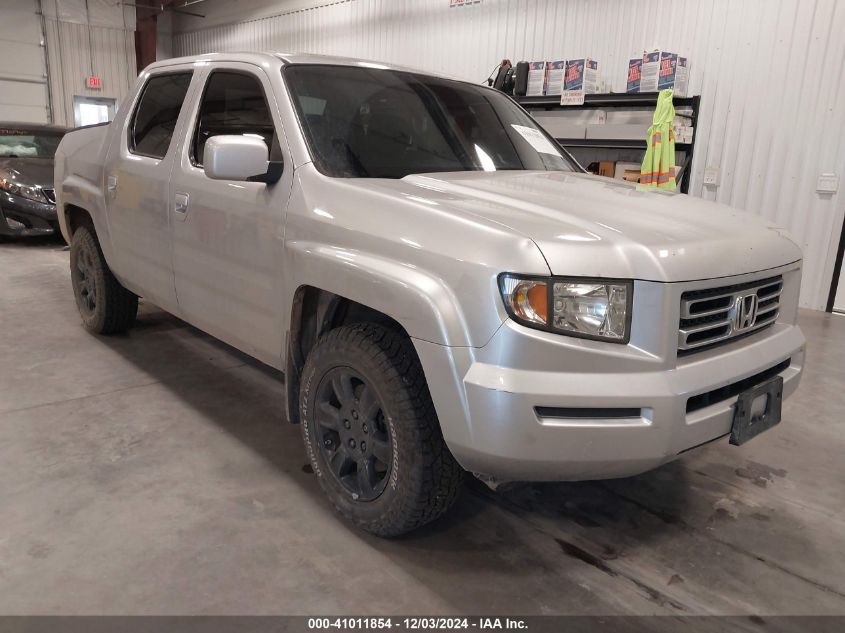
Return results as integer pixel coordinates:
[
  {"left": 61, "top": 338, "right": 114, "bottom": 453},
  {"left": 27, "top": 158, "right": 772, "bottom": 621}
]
[
  {"left": 73, "top": 246, "right": 97, "bottom": 316},
  {"left": 299, "top": 323, "right": 464, "bottom": 536},
  {"left": 69, "top": 225, "right": 138, "bottom": 334},
  {"left": 315, "top": 367, "right": 392, "bottom": 501}
]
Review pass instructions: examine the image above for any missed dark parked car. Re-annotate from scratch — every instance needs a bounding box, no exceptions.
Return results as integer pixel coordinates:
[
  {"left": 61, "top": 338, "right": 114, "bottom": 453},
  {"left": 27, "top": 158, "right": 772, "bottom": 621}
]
[{"left": 0, "top": 122, "right": 67, "bottom": 238}]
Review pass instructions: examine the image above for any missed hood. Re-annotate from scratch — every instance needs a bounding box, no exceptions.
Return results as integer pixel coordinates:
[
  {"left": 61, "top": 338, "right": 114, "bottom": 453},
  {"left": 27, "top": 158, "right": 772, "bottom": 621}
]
[
  {"left": 360, "top": 171, "right": 801, "bottom": 283},
  {"left": 0, "top": 157, "right": 55, "bottom": 188}
]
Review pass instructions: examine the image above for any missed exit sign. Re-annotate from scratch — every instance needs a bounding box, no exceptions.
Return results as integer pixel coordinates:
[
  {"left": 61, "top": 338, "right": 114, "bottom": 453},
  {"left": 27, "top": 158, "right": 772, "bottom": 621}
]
[{"left": 85, "top": 75, "right": 102, "bottom": 89}]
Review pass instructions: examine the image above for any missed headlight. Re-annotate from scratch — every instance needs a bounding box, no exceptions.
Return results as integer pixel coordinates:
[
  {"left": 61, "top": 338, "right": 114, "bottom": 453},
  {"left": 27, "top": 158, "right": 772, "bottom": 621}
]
[
  {"left": 0, "top": 176, "right": 48, "bottom": 203},
  {"left": 498, "top": 274, "right": 632, "bottom": 343}
]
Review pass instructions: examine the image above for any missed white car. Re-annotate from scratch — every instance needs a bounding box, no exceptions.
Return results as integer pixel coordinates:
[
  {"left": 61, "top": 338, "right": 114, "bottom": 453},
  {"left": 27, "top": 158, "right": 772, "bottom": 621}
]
[{"left": 54, "top": 53, "right": 805, "bottom": 536}]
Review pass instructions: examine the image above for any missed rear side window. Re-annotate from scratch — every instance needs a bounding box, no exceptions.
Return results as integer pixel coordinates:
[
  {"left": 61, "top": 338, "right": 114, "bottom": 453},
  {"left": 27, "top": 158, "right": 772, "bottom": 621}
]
[
  {"left": 129, "top": 72, "right": 193, "bottom": 159},
  {"left": 192, "top": 71, "right": 275, "bottom": 166}
]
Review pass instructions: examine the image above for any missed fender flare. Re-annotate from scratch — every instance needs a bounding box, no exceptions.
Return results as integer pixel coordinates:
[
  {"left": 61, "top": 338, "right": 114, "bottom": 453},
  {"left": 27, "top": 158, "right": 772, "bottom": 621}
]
[
  {"left": 59, "top": 175, "right": 114, "bottom": 260},
  {"left": 285, "top": 240, "right": 485, "bottom": 348}
]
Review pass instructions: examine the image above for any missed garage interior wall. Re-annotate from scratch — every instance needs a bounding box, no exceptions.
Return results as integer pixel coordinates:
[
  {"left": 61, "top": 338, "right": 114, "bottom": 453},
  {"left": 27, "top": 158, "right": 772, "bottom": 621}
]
[
  {"left": 41, "top": 0, "right": 137, "bottom": 128},
  {"left": 0, "top": 0, "right": 50, "bottom": 123},
  {"left": 168, "top": 0, "right": 845, "bottom": 311}
]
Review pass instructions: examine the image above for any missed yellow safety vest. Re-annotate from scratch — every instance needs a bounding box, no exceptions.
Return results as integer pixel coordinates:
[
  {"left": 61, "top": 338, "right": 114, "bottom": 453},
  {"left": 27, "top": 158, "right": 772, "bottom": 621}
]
[{"left": 639, "top": 89, "right": 676, "bottom": 191}]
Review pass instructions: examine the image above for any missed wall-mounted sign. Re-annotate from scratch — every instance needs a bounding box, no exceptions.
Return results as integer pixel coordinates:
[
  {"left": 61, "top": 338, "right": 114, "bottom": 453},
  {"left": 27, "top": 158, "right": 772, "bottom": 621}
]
[
  {"left": 449, "top": 0, "right": 482, "bottom": 7},
  {"left": 85, "top": 75, "right": 102, "bottom": 90}
]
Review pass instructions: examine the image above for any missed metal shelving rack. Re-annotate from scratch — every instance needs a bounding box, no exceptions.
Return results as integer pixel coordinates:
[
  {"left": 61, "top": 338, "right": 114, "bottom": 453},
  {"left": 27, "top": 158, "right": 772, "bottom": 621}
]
[{"left": 515, "top": 93, "right": 701, "bottom": 194}]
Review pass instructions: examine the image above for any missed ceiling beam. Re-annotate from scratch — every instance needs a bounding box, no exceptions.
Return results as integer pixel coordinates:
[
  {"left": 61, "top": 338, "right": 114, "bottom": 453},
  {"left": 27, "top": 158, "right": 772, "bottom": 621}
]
[{"left": 134, "top": 1, "right": 181, "bottom": 73}]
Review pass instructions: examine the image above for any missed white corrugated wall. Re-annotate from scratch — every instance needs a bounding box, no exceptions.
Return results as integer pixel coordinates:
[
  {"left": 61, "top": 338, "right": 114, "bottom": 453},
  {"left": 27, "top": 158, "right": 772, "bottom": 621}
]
[
  {"left": 42, "top": 0, "right": 137, "bottom": 128},
  {"left": 0, "top": 0, "right": 50, "bottom": 123},
  {"left": 171, "top": 0, "right": 845, "bottom": 310}
]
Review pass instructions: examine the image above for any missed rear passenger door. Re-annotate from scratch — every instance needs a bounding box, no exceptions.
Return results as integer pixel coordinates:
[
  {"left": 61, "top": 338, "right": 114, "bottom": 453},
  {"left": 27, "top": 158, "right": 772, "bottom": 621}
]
[
  {"left": 104, "top": 69, "right": 195, "bottom": 312},
  {"left": 170, "top": 63, "right": 293, "bottom": 367}
]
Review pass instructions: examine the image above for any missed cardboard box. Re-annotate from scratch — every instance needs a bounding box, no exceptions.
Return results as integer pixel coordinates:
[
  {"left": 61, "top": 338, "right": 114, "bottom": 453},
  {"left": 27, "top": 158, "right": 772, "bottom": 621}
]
[
  {"left": 526, "top": 61, "right": 548, "bottom": 96},
  {"left": 641, "top": 50, "right": 689, "bottom": 96},
  {"left": 623, "top": 170, "right": 641, "bottom": 183},
  {"left": 532, "top": 109, "right": 602, "bottom": 139},
  {"left": 598, "top": 160, "right": 616, "bottom": 178},
  {"left": 673, "top": 124, "right": 694, "bottom": 144},
  {"left": 614, "top": 161, "right": 641, "bottom": 180},
  {"left": 533, "top": 110, "right": 606, "bottom": 124},
  {"left": 545, "top": 60, "right": 566, "bottom": 96},
  {"left": 659, "top": 53, "right": 689, "bottom": 95},
  {"left": 546, "top": 124, "right": 587, "bottom": 139},
  {"left": 672, "top": 115, "right": 694, "bottom": 143},
  {"left": 641, "top": 51, "right": 661, "bottom": 92},
  {"left": 564, "top": 58, "right": 599, "bottom": 94},
  {"left": 626, "top": 57, "right": 642, "bottom": 93},
  {"left": 605, "top": 110, "right": 651, "bottom": 124},
  {"left": 529, "top": 119, "right": 586, "bottom": 139},
  {"left": 586, "top": 123, "right": 645, "bottom": 140}
]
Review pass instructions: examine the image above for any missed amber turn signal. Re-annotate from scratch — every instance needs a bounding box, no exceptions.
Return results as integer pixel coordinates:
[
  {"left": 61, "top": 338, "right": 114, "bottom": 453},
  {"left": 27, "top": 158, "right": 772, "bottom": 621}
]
[{"left": 499, "top": 276, "right": 548, "bottom": 326}]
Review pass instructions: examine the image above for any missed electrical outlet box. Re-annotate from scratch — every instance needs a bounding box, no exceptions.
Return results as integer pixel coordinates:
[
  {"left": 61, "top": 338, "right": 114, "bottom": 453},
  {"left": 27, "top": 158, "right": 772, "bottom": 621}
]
[
  {"left": 703, "top": 166, "right": 720, "bottom": 186},
  {"left": 817, "top": 173, "right": 839, "bottom": 194}
]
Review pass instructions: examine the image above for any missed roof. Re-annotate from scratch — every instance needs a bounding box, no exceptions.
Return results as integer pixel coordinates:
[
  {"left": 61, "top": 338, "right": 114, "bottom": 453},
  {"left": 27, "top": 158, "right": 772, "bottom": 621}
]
[
  {"left": 144, "top": 51, "right": 442, "bottom": 78},
  {"left": 273, "top": 52, "right": 423, "bottom": 73}
]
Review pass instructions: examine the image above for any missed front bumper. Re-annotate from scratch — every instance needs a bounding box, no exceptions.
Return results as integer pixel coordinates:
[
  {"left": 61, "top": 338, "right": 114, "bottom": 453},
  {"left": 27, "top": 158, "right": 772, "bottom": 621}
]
[
  {"left": 414, "top": 263, "right": 805, "bottom": 482},
  {"left": 0, "top": 192, "right": 58, "bottom": 236}
]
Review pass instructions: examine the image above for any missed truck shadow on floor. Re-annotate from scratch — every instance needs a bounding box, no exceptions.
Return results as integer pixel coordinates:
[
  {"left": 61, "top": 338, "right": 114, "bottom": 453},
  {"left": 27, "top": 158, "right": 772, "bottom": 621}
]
[
  {"left": 91, "top": 300, "right": 712, "bottom": 610},
  {"left": 94, "top": 303, "right": 845, "bottom": 613},
  {"left": 117, "top": 304, "right": 695, "bottom": 526},
  {"left": 103, "top": 302, "right": 698, "bottom": 539}
]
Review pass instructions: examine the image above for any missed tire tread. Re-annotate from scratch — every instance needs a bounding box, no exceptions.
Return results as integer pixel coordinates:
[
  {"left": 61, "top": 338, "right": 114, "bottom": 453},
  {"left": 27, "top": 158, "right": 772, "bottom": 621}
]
[
  {"left": 72, "top": 226, "right": 137, "bottom": 334},
  {"left": 302, "top": 323, "right": 463, "bottom": 536}
]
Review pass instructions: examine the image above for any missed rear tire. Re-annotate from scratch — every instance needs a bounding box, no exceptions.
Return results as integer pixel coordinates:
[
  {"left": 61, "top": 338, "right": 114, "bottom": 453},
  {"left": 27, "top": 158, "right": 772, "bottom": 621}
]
[
  {"left": 300, "top": 323, "right": 463, "bottom": 537},
  {"left": 70, "top": 225, "right": 138, "bottom": 334}
]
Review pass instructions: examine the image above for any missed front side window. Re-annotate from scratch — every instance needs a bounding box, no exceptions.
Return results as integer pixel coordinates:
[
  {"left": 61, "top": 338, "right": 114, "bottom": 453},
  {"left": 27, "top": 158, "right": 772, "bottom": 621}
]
[
  {"left": 192, "top": 71, "right": 275, "bottom": 167},
  {"left": 284, "top": 65, "right": 576, "bottom": 179},
  {"left": 129, "top": 72, "right": 193, "bottom": 159}
]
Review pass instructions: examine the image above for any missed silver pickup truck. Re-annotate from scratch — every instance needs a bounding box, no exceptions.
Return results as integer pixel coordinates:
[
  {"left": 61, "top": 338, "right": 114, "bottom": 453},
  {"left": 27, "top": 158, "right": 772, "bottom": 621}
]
[{"left": 55, "top": 53, "right": 805, "bottom": 536}]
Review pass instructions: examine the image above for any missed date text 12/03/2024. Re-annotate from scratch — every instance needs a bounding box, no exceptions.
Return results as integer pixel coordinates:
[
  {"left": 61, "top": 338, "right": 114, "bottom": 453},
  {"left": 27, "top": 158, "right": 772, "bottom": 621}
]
[{"left": 307, "top": 618, "right": 528, "bottom": 630}]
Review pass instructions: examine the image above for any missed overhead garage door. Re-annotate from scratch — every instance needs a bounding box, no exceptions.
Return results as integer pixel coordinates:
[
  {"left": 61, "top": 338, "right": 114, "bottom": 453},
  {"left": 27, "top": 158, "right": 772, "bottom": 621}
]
[{"left": 0, "top": 0, "right": 49, "bottom": 123}]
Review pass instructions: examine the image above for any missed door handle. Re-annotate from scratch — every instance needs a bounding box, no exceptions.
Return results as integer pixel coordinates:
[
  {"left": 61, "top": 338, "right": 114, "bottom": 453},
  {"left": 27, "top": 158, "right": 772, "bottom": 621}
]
[
  {"left": 173, "top": 192, "right": 189, "bottom": 221},
  {"left": 107, "top": 175, "right": 118, "bottom": 196}
]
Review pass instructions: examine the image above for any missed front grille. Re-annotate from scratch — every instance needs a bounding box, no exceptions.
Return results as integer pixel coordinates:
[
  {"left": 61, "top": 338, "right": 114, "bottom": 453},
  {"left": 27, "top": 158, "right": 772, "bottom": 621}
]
[
  {"left": 41, "top": 188, "right": 56, "bottom": 204},
  {"left": 678, "top": 276, "right": 782, "bottom": 355}
]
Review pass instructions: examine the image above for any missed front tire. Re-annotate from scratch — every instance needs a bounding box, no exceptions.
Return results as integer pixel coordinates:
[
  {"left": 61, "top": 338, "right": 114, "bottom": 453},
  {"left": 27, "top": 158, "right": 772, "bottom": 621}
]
[
  {"left": 300, "top": 323, "right": 463, "bottom": 537},
  {"left": 70, "top": 225, "right": 138, "bottom": 334}
]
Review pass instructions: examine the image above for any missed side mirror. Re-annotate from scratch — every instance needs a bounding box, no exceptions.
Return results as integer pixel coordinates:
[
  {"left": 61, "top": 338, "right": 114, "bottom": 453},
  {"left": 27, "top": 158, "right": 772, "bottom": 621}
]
[{"left": 203, "top": 135, "right": 273, "bottom": 182}]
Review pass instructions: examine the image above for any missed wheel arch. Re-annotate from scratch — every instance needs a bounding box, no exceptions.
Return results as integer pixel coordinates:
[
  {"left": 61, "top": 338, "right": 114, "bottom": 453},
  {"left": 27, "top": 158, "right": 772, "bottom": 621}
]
[
  {"left": 281, "top": 242, "right": 500, "bottom": 424},
  {"left": 63, "top": 203, "right": 95, "bottom": 238},
  {"left": 59, "top": 192, "right": 122, "bottom": 285},
  {"left": 285, "top": 285, "right": 413, "bottom": 424}
]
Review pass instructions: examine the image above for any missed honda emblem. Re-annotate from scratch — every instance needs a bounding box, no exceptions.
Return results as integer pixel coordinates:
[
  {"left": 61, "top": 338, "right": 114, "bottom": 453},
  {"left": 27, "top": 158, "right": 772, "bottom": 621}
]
[{"left": 731, "top": 293, "right": 758, "bottom": 332}]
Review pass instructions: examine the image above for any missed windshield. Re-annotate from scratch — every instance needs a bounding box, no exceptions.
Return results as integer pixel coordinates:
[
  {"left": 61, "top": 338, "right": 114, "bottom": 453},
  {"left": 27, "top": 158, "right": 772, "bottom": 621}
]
[
  {"left": 0, "top": 130, "right": 64, "bottom": 158},
  {"left": 285, "top": 65, "right": 576, "bottom": 178}
]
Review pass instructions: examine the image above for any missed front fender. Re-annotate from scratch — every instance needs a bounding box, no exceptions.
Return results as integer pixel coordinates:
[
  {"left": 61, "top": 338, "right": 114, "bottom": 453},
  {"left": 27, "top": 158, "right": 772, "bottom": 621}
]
[{"left": 286, "top": 240, "right": 487, "bottom": 347}]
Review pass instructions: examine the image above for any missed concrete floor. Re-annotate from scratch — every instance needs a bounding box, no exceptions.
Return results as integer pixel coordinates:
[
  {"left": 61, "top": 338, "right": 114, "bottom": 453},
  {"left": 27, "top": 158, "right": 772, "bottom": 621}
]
[{"left": 1, "top": 236, "right": 844, "bottom": 616}]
